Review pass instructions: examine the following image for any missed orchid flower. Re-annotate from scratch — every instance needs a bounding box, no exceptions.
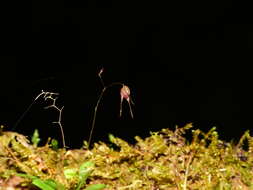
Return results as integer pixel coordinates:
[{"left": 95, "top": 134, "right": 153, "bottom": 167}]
[{"left": 120, "top": 85, "right": 134, "bottom": 118}]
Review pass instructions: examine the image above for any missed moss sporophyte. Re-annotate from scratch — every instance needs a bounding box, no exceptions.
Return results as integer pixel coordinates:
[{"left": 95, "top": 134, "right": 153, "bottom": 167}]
[{"left": 1, "top": 68, "right": 253, "bottom": 189}]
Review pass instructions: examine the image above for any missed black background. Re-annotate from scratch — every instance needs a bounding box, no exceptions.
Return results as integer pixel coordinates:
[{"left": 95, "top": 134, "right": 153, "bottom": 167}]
[{"left": 1, "top": 0, "right": 252, "bottom": 148}]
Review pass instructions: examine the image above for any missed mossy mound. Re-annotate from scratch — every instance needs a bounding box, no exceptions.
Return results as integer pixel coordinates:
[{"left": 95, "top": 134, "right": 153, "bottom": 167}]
[{"left": 1, "top": 124, "right": 253, "bottom": 189}]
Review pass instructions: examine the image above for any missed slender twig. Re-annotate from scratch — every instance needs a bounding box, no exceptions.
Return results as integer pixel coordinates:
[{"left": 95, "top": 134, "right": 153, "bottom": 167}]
[
  {"left": 88, "top": 88, "right": 105, "bottom": 149},
  {"left": 43, "top": 93, "right": 66, "bottom": 148}
]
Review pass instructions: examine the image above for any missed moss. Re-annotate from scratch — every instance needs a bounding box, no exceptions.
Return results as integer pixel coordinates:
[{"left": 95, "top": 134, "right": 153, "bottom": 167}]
[{"left": 0, "top": 124, "right": 253, "bottom": 189}]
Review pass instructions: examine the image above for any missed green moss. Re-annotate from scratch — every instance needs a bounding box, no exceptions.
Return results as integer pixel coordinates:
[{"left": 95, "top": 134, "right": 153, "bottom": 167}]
[{"left": 0, "top": 124, "right": 253, "bottom": 189}]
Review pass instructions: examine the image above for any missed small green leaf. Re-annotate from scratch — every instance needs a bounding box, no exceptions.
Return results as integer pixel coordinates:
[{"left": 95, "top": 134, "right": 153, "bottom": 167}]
[
  {"left": 84, "top": 184, "right": 106, "bottom": 190},
  {"left": 17, "top": 173, "right": 65, "bottom": 190},
  {"left": 79, "top": 161, "right": 94, "bottom": 181},
  {"left": 64, "top": 168, "right": 78, "bottom": 179},
  {"left": 32, "top": 178, "right": 56, "bottom": 190},
  {"left": 50, "top": 139, "right": 59, "bottom": 150},
  {"left": 31, "top": 129, "right": 40, "bottom": 147},
  {"left": 108, "top": 134, "right": 115, "bottom": 143},
  {"left": 33, "top": 178, "right": 65, "bottom": 190},
  {"left": 75, "top": 161, "right": 95, "bottom": 190}
]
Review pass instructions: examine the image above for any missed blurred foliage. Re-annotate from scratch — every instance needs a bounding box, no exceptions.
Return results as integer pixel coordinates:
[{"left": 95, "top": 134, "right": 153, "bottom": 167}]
[{"left": 0, "top": 123, "right": 253, "bottom": 189}]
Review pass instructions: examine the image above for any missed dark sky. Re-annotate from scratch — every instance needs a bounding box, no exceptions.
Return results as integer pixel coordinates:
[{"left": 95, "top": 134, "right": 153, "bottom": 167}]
[{"left": 1, "top": 0, "right": 252, "bottom": 148}]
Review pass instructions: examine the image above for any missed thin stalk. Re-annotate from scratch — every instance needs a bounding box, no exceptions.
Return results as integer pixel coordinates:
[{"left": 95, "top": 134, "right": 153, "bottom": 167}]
[
  {"left": 87, "top": 88, "right": 106, "bottom": 149},
  {"left": 87, "top": 80, "right": 123, "bottom": 149}
]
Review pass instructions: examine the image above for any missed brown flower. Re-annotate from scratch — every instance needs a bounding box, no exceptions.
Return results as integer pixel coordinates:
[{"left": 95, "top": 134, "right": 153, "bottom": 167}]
[{"left": 120, "top": 85, "right": 134, "bottom": 118}]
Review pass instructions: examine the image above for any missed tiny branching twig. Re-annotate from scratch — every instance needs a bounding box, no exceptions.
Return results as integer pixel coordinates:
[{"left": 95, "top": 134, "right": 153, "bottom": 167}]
[
  {"left": 13, "top": 90, "right": 57, "bottom": 130},
  {"left": 87, "top": 68, "right": 134, "bottom": 149},
  {"left": 13, "top": 90, "right": 66, "bottom": 148},
  {"left": 40, "top": 91, "right": 66, "bottom": 148}
]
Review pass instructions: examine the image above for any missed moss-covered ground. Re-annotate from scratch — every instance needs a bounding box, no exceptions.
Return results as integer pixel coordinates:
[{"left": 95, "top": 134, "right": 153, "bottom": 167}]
[{"left": 1, "top": 124, "right": 253, "bottom": 190}]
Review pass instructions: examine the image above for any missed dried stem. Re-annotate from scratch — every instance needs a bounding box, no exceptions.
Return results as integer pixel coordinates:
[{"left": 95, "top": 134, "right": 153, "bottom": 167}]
[{"left": 42, "top": 91, "right": 66, "bottom": 148}]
